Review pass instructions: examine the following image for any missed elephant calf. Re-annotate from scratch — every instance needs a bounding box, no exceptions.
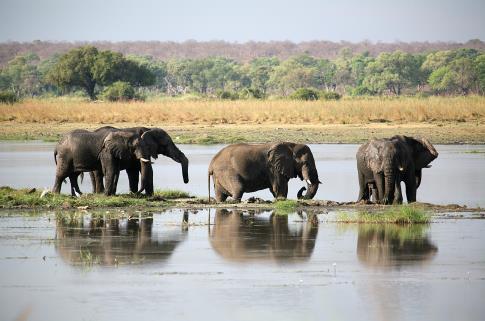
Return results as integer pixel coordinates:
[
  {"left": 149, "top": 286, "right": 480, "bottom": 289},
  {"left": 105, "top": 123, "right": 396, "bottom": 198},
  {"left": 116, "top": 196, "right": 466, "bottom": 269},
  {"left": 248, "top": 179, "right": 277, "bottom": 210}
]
[
  {"left": 356, "top": 135, "right": 438, "bottom": 204},
  {"left": 208, "top": 142, "right": 320, "bottom": 202}
]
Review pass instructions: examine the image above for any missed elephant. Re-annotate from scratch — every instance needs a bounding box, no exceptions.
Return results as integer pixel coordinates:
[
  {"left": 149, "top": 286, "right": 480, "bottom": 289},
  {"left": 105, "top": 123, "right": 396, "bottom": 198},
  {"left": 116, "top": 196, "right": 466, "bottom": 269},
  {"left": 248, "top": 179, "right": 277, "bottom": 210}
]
[
  {"left": 209, "top": 209, "right": 318, "bottom": 263},
  {"left": 89, "top": 126, "right": 189, "bottom": 196},
  {"left": 53, "top": 129, "right": 153, "bottom": 196},
  {"left": 55, "top": 214, "right": 188, "bottom": 266},
  {"left": 356, "top": 135, "right": 438, "bottom": 204},
  {"left": 208, "top": 142, "right": 321, "bottom": 202}
]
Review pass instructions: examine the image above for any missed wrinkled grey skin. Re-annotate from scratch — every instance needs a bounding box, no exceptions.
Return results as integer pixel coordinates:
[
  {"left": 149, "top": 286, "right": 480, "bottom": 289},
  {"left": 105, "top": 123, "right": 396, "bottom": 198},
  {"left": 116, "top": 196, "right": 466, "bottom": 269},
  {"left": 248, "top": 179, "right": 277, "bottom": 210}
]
[
  {"left": 208, "top": 142, "right": 320, "bottom": 202},
  {"left": 356, "top": 135, "right": 438, "bottom": 204},
  {"left": 53, "top": 130, "right": 153, "bottom": 196},
  {"left": 90, "top": 126, "right": 189, "bottom": 196}
]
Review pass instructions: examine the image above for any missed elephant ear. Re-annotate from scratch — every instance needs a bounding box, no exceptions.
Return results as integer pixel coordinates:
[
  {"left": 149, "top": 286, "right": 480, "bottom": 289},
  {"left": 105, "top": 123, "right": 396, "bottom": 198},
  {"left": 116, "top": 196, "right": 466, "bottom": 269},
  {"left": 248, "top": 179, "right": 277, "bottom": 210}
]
[
  {"left": 141, "top": 130, "right": 161, "bottom": 159},
  {"left": 267, "top": 143, "right": 295, "bottom": 179},
  {"left": 103, "top": 133, "right": 131, "bottom": 161}
]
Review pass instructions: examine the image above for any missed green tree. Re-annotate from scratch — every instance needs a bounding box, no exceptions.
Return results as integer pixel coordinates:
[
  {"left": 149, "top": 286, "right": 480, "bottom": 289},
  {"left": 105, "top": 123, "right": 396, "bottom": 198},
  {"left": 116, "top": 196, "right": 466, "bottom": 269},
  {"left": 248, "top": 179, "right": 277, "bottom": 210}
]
[
  {"left": 363, "top": 51, "right": 420, "bottom": 95},
  {"left": 248, "top": 57, "right": 279, "bottom": 95},
  {"left": 47, "top": 46, "right": 154, "bottom": 100},
  {"left": 476, "top": 54, "right": 485, "bottom": 94},
  {"left": 0, "top": 52, "right": 41, "bottom": 97}
]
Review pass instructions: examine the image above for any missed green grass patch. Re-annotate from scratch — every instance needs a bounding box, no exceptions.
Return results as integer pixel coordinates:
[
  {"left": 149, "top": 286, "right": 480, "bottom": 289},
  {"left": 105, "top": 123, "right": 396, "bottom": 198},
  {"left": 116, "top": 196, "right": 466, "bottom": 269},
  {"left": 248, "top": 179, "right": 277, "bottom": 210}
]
[
  {"left": 0, "top": 186, "right": 172, "bottom": 209},
  {"left": 463, "top": 150, "right": 485, "bottom": 154},
  {"left": 337, "top": 205, "right": 430, "bottom": 224},
  {"left": 154, "top": 189, "right": 191, "bottom": 199},
  {"left": 273, "top": 199, "right": 299, "bottom": 214}
]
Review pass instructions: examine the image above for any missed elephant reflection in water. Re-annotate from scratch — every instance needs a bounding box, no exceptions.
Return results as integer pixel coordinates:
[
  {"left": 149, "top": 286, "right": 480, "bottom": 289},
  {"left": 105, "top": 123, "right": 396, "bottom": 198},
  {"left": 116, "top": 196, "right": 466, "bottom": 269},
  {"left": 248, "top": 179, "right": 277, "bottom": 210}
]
[
  {"left": 357, "top": 224, "right": 438, "bottom": 268},
  {"left": 55, "top": 212, "right": 189, "bottom": 266},
  {"left": 209, "top": 209, "right": 318, "bottom": 263}
]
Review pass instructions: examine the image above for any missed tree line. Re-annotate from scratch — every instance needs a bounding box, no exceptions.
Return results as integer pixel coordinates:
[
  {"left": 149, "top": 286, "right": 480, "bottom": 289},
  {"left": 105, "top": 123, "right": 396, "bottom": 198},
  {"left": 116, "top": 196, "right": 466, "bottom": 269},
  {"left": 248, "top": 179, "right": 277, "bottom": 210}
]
[{"left": 0, "top": 45, "right": 484, "bottom": 101}]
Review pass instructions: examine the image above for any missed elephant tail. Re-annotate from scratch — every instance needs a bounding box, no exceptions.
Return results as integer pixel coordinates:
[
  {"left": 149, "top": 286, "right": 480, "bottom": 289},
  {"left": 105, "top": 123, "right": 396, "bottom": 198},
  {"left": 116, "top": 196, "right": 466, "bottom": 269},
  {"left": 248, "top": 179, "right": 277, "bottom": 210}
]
[
  {"left": 54, "top": 149, "right": 57, "bottom": 165},
  {"left": 208, "top": 168, "right": 213, "bottom": 203}
]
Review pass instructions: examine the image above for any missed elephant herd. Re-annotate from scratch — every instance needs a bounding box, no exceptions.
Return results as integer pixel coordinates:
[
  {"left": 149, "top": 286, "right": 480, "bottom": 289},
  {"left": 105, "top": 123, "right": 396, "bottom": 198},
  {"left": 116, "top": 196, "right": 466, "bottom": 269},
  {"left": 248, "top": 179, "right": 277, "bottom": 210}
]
[{"left": 53, "top": 126, "right": 438, "bottom": 204}]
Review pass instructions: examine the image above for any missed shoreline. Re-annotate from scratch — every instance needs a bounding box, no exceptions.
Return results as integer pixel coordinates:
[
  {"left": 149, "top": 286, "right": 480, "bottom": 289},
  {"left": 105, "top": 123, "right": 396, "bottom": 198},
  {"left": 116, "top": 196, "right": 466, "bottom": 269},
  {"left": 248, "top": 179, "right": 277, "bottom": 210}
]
[{"left": 1, "top": 122, "right": 485, "bottom": 145}]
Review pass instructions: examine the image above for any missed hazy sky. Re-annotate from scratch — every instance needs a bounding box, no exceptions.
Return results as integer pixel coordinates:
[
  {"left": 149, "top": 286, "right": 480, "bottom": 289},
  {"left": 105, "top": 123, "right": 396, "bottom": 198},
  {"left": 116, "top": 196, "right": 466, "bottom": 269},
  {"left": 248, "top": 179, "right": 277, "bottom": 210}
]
[{"left": 0, "top": 0, "right": 484, "bottom": 42}]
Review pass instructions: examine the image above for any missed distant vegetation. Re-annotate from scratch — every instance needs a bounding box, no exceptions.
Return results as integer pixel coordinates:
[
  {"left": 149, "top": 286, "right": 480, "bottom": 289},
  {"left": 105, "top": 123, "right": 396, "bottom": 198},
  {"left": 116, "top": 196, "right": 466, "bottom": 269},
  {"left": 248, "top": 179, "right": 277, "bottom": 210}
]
[{"left": 0, "top": 43, "right": 484, "bottom": 101}]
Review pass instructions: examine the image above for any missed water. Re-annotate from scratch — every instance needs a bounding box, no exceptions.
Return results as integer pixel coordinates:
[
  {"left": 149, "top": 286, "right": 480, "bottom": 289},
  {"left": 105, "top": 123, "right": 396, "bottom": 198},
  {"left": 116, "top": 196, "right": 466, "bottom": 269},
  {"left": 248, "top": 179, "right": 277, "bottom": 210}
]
[
  {"left": 0, "top": 209, "right": 484, "bottom": 321},
  {"left": 0, "top": 141, "right": 484, "bottom": 206}
]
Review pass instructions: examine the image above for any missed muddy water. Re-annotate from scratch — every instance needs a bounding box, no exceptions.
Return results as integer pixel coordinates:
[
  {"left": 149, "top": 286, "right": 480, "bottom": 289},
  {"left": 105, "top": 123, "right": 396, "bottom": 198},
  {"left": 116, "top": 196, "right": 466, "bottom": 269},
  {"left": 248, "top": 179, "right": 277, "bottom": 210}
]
[
  {"left": 0, "top": 142, "right": 484, "bottom": 206},
  {"left": 0, "top": 209, "right": 484, "bottom": 321}
]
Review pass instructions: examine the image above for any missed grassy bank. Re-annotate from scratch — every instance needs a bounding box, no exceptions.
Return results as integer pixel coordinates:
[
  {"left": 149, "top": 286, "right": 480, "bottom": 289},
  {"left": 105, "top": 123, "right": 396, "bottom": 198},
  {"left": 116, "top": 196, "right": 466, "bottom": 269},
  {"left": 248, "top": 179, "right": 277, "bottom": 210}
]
[
  {"left": 1, "top": 96, "right": 484, "bottom": 144},
  {"left": 0, "top": 186, "right": 191, "bottom": 209},
  {"left": 337, "top": 205, "right": 431, "bottom": 224}
]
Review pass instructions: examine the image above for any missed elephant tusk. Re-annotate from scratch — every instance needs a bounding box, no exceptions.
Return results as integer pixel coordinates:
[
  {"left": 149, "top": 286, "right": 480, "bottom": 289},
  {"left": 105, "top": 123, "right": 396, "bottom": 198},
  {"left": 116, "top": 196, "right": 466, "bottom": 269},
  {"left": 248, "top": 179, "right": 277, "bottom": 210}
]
[
  {"left": 140, "top": 158, "right": 150, "bottom": 163},
  {"left": 306, "top": 179, "right": 312, "bottom": 185},
  {"left": 398, "top": 167, "right": 404, "bottom": 171}
]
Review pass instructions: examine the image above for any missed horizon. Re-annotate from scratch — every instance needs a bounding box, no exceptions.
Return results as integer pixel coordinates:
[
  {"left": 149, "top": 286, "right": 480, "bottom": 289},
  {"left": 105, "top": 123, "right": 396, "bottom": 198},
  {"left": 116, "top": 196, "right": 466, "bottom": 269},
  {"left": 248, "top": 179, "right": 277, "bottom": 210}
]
[{"left": 1, "top": 0, "right": 484, "bottom": 43}]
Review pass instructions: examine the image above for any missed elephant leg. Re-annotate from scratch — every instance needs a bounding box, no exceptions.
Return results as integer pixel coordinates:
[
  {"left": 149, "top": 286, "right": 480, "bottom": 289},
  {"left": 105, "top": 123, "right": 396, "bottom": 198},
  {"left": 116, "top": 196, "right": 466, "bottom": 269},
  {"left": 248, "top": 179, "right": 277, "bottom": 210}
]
[
  {"left": 102, "top": 159, "right": 119, "bottom": 196},
  {"left": 89, "top": 172, "right": 96, "bottom": 193},
  {"left": 69, "top": 173, "right": 82, "bottom": 196},
  {"left": 113, "top": 172, "right": 120, "bottom": 195},
  {"left": 214, "top": 184, "right": 228, "bottom": 202},
  {"left": 273, "top": 181, "right": 288, "bottom": 200},
  {"left": 232, "top": 189, "right": 244, "bottom": 202},
  {"left": 53, "top": 164, "right": 70, "bottom": 194},
  {"left": 373, "top": 173, "right": 385, "bottom": 203},
  {"left": 126, "top": 168, "right": 140, "bottom": 194},
  {"left": 357, "top": 171, "right": 369, "bottom": 202},
  {"left": 405, "top": 172, "right": 417, "bottom": 203},
  {"left": 94, "top": 171, "right": 105, "bottom": 194}
]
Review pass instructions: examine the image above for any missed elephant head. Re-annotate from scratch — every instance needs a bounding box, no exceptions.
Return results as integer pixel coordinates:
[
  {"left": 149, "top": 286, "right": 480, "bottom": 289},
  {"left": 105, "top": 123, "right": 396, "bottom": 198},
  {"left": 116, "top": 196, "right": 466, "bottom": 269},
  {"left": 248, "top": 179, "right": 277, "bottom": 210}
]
[
  {"left": 393, "top": 135, "right": 438, "bottom": 171},
  {"left": 103, "top": 131, "right": 153, "bottom": 194},
  {"left": 267, "top": 143, "right": 320, "bottom": 199},
  {"left": 140, "top": 128, "right": 189, "bottom": 184},
  {"left": 292, "top": 144, "right": 320, "bottom": 199}
]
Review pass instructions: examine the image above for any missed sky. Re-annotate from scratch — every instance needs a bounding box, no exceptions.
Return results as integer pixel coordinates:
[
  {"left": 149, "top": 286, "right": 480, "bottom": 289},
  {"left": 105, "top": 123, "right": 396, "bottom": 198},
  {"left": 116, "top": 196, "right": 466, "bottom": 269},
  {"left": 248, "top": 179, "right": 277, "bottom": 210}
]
[{"left": 0, "top": 0, "right": 484, "bottom": 43}]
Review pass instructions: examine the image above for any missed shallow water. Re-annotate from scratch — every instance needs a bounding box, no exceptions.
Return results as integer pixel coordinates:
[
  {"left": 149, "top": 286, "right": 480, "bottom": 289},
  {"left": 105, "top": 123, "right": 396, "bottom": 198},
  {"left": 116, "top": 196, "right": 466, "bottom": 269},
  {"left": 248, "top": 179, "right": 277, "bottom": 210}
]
[
  {"left": 0, "top": 209, "right": 484, "bottom": 321},
  {"left": 0, "top": 141, "right": 484, "bottom": 206}
]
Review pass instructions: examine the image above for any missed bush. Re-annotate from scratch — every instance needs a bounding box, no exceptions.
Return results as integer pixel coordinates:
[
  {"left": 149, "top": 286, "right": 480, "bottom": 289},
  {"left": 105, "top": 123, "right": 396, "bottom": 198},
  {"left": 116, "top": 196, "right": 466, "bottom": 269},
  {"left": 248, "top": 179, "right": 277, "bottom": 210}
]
[
  {"left": 101, "top": 81, "right": 136, "bottom": 101},
  {"left": 319, "top": 91, "right": 341, "bottom": 100},
  {"left": 350, "top": 85, "right": 374, "bottom": 96},
  {"left": 238, "top": 88, "right": 264, "bottom": 99},
  {"left": 289, "top": 88, "right": 319, "bottom": 100},
  {"left": 216, "top": 90, "right": 239, "bottom": 100},
  {"left": 0, "top": 91, "right": 18, "bottom": 104}
]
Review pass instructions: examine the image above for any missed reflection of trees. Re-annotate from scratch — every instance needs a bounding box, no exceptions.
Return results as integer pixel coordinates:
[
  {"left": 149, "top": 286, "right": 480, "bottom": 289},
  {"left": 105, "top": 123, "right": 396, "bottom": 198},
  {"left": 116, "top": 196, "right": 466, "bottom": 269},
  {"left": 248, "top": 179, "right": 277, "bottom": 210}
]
[
  {"left": 357, "top": 224, "right": 438, "bottom": 268},
  {"left": 55, "top": 214, "right": 187, "bottom": 266},
  {"left": 209, "top": 209, "right": 318, "bottom": 263}
]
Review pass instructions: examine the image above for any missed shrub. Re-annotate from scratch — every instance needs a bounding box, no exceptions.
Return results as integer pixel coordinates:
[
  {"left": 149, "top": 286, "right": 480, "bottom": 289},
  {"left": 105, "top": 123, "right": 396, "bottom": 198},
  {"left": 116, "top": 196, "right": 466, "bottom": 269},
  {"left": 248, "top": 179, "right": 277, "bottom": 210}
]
[
  {"left": 238, "top": 88, "right": 264, "bottom": 99},
  {"left": 320, "top": 91, "right": 342, "bottom": 100},
  {"left": 289, "top": 88, "right": 319, "bottom": 101},
  {"left": 101, "top": 81, "right": 136, "bottom": 101},
  {"left": 216, "top": 90, "right": 238, "bottom": 100},
  {"left": 350, "top": 85, "right": 374, "bottom": 96},
  {"left": 0, "top": 91, "right": 18, "bottom": 104}
]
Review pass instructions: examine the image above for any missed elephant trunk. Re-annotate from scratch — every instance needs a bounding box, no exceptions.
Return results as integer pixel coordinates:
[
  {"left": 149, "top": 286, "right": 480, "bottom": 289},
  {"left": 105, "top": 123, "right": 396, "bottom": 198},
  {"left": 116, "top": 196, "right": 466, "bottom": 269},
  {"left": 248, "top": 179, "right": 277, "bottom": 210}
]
[
  {"left": 138, "top": 160, "right": 153, "bottom": 196},
  {"left": 383, "top": 161, "right": 395, "bottom": 204},
  {"left": 167, "top": 145, "right": 189, "bottom": 184},
  {"left": 297, "top": 166, "right": 320, "bottom": 200}
]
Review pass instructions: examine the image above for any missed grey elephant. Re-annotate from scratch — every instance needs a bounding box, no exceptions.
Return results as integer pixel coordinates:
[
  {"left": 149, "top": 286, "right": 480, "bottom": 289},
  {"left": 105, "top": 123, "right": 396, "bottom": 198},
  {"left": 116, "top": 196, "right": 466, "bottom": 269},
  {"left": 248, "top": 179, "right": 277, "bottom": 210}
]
[
  {"left": 356, "top": 135, "right": 438, "bottom": 204},
  {"left": 53, "top": 129, "right": 153, "bottom": 196},
  {"left": 89, "top": 126, "right": 189, "bottom": 196},
  {"left": 208, "top": 142, "right": 320, "bottom": 202}
]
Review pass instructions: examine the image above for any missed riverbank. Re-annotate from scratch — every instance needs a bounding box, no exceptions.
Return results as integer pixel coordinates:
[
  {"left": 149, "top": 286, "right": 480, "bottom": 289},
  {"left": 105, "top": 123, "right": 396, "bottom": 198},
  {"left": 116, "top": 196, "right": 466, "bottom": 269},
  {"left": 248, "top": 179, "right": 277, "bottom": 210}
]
[
  {"left": 1, "top": 121, "right": 485, "bottom": 144},
  {"left": 1, "top": 96, "right": 484, "bottom": 144}
]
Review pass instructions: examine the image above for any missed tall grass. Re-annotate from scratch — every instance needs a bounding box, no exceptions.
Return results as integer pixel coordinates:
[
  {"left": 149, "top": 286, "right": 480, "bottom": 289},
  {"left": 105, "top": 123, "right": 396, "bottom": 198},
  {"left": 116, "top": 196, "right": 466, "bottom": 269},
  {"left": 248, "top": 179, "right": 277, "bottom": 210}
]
[
  {"left": 337, "top": 205, "right": 430, "bottom": 224},
  {"left": 1, "top": 96, "right": 484, "bottom": 125}
]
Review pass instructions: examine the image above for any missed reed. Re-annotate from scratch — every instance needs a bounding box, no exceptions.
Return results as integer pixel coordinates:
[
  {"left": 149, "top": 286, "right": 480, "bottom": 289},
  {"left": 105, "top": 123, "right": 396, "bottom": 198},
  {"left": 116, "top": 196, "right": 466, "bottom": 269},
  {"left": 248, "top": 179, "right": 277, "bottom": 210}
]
[{"left": 1, "top": 96, "right": 484, "bottom": 125}]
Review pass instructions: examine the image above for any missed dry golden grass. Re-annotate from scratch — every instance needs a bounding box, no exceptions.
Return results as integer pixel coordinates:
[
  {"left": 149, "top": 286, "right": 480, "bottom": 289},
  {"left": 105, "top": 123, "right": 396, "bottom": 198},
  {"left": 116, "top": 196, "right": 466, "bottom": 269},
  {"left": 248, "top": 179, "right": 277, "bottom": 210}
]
[{"left": 1, "top": 96, "right": 484, "bottom": 125}]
